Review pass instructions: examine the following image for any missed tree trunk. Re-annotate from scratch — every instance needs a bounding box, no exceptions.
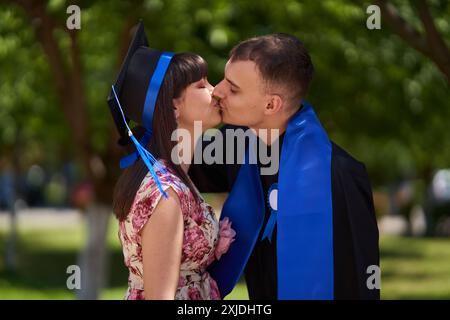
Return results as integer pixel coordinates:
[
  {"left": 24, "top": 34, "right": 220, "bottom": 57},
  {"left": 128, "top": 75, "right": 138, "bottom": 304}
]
[
  {"left": 6, "top": 0, "right": 140, "bottom": 299},
  {"left": 76, "top": 203, "right": 111, "bottom": 300},
  {"left": 4, "top": 168, "right": 17, "bottom": 272}
]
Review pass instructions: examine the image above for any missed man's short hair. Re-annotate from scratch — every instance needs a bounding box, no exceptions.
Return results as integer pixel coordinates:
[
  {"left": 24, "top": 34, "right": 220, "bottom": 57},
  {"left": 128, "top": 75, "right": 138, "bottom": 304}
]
[{"left": 229, "top": 33, "right": 314, "bottom": 106}]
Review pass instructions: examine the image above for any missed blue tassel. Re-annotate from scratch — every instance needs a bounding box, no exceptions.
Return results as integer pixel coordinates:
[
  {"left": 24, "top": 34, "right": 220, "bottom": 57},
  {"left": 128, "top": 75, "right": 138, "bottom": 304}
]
[
  {"left": 120, "top": 130, "right": 152, "bottom": 169},
  {"left": 129, "top": 134, "right": 168, "bottom": 199},
  {"left": 111, "top": 85, "right": 169, "bottom": 199}
]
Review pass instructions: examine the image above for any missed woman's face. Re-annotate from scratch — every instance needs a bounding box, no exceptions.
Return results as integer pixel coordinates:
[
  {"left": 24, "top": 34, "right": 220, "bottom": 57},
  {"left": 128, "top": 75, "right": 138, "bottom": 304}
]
[{"left": 174, "top": 78, "right": 222, "bottom": 131}]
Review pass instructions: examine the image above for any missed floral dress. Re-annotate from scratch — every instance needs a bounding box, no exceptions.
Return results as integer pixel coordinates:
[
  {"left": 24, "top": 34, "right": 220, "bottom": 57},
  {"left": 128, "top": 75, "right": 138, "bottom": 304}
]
[{"left": 118, "top": 160, "right": 235, "bottom": 300}]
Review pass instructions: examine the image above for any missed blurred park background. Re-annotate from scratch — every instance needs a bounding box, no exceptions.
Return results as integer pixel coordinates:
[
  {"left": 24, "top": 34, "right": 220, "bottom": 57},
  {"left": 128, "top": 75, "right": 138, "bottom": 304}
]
[{"left": 0, "top": 0, "right": 449, "bottom": 299}]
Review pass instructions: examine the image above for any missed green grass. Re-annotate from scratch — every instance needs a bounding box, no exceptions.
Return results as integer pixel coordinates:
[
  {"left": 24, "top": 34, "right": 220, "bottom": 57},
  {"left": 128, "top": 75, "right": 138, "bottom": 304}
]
[
  {"left": 0, "top": 217, "right": 248, "bottom": 300},
  {"left": 1, "top": 217, "right": 449, "bottom": 299},
  {"left": 380, "top": 236, "right": 450, "bottom": 299}
]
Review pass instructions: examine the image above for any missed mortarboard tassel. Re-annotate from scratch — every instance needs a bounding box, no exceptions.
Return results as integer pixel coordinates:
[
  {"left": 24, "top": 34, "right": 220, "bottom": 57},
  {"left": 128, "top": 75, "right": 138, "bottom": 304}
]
[{"left": 111, "top": 85, "right": 169, "bottom": 199}]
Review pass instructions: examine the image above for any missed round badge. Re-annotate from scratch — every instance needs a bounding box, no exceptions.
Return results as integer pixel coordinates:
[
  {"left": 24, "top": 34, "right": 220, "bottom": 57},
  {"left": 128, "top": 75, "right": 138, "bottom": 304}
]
[{"left": 268, "top": 188, "right": 278, "bottom": 211}]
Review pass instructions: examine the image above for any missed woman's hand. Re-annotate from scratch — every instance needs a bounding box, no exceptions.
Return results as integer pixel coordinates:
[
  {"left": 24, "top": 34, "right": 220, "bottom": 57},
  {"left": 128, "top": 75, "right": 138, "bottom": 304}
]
[
  {"left": 141, "top": 187, "right": 184, "bottom": 300},
  {"left": 215, "top": 217, "right": 236, "bottom": 260}
]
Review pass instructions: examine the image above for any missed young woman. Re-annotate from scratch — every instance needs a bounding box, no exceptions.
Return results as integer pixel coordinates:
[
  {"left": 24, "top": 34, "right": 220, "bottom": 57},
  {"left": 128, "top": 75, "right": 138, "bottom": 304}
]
[{"left": 112, "top": 51, "right": 235, "bottom": 300}]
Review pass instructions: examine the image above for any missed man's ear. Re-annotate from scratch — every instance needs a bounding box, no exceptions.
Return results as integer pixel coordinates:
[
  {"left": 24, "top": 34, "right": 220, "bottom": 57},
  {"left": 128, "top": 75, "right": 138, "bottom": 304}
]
[{"left": 264, "top": 94, "right": 283, "bottom": 115}]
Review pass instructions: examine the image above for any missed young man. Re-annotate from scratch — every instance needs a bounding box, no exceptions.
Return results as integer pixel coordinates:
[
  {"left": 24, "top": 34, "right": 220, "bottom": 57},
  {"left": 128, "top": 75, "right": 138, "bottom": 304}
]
[{"left": 189, "top": 33, "right": 380, "bottom": 300}]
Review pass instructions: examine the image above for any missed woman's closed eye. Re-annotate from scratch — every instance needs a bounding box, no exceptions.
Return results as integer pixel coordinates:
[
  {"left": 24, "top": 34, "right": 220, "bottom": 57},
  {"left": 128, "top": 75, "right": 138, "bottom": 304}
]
[{"left": 195, "top": 78, "right": 206, "bottom": 88}]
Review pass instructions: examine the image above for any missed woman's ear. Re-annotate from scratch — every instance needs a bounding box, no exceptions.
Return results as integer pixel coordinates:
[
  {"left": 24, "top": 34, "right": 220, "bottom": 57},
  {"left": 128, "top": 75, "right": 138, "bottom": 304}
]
[{"left": 172, "top": 97, "right": 183, "bottom": 120}]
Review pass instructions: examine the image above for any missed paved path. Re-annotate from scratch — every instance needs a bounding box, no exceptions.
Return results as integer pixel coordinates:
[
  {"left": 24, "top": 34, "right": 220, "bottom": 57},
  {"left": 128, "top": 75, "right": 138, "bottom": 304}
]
[{"left": 0, "top": 208, "right": 83, "bottom": 231}]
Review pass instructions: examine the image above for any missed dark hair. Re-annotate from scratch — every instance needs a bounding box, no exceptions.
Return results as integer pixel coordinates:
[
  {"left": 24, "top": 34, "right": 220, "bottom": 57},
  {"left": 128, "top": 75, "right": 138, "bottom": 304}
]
[
  {"left": 229, "top": 33, "right": 314, "bottom": 105},
  {"left": 113, "top": 52, "right": 207, "bottom": 221}
]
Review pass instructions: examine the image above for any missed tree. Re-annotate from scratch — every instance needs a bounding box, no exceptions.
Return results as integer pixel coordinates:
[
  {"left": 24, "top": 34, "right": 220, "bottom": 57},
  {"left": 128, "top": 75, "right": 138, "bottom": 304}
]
[
  {"left": 375, "top": 0, "right": 450, "bottom": 83},
  {"left": 0, "top": 0, "right": 145, "bottom": 299}
]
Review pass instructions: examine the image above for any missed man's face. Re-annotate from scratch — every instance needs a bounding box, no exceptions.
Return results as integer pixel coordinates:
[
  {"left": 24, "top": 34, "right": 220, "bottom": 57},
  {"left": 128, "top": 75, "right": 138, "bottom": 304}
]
[{"left": 213, "top": 60, "right": 268, "bottom": 128}]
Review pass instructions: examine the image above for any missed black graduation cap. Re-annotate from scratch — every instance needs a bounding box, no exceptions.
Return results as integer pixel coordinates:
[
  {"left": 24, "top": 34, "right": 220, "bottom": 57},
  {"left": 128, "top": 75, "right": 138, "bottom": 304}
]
[
  {"left": 107, "top": 21, "right": 174, "bottom": 197},
  {"left": 107, "top": 21, "right": 174, "bottom": 147}
]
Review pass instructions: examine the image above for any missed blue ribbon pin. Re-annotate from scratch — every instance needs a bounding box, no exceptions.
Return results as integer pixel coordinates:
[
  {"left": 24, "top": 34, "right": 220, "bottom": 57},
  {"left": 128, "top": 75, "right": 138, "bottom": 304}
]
[{"left": 261, "top": 182, "right": 278, "bottom": 243}]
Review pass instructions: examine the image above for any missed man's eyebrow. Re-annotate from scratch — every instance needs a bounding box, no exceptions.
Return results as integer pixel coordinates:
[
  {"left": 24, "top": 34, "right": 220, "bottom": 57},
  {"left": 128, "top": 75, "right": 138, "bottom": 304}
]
[{"left": 225, "top": 77, "right": 240, "bottom": 89}]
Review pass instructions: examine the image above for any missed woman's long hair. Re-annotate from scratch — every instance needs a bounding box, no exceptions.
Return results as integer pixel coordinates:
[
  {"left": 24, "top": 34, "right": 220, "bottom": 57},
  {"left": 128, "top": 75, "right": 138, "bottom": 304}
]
[{"left": 113, "top": 53, "right": 207, "bottom": 221}]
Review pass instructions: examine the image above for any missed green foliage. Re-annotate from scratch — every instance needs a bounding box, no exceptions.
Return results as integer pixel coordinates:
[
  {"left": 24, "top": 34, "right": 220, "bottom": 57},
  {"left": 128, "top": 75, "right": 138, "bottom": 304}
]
[{"left": 0, "top": 0, "right": 449, "bottom": 186}]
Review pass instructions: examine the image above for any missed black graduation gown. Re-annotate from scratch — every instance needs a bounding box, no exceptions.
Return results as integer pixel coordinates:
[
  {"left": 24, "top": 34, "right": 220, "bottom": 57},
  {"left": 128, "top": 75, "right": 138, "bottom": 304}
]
[{"left": 188, "top": 125, "right": 380, "bottom": 300}]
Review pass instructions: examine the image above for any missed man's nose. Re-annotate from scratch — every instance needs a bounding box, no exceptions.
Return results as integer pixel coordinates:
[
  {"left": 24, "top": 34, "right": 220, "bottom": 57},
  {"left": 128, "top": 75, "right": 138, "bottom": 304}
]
[
  {"left": 212, "top": 80, "right": 226, "bottom": 100},
  {"left": 207, "top": 83, "right": 214, "bottom": 95}
]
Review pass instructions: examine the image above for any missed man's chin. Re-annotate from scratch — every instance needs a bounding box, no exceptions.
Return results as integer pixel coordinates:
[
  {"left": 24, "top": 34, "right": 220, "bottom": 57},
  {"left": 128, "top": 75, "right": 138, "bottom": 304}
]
[
  {"left": 220, "top": 114, "right": 232, "bottom": 126},
  {"left": 220, "top": 113, "right": 245, "bottom": 127},
  {"left": 220, "top": 112, "right": 234, "bottom": 126}
]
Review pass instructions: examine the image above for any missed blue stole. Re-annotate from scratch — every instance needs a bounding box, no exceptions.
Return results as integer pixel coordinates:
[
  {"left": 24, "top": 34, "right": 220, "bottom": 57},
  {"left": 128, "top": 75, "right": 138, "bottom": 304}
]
[{"left": 208, "top": 101, "right": 334, "bottom": 299}]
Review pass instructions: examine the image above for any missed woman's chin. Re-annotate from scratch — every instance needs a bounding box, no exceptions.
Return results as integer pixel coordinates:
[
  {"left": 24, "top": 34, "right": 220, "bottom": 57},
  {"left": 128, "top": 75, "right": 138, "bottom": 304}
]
[
  {"left": 200, "top": 115, "right": 222, "bottom": 131},
  {"left": 204, "top": 120, "right": 221, "bottom": 131}
]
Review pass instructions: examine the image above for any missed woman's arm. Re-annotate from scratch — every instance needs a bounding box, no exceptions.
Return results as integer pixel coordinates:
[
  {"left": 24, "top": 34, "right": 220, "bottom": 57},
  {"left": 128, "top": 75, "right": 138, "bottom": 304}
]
[{"left": 141, "top": 188, "right": 184, "bottom": 300}]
